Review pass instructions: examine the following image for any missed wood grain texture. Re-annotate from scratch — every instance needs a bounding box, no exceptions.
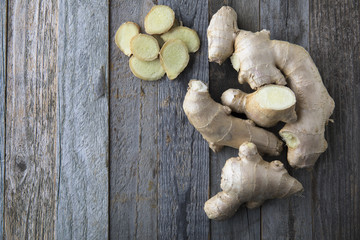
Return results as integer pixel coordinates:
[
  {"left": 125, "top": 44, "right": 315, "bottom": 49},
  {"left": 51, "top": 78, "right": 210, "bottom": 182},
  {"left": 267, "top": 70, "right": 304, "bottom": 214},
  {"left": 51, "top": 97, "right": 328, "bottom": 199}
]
[
  {"left": 109, "top": 0, "right": 160, "bottom": 239},
  {"left": 157, "top": 1, "right": 209, "bottom": 239},
  {"left": 56, "top": 0, "right": 109, "bottom": 239},
  {"left": 259, "top": 1, "right": 312, "bottom": 239},
  {"left": 310, "top": 0, "right": 360, "bottom": 239},
  {"left": 5, "top": 0, "right": 58, "bottom": 239},
  {"left": 208, "top": 1, "right": 261, "bottom": 239},
  {"left": 0, "top": 0, "right": 6, "bottom": 238}
]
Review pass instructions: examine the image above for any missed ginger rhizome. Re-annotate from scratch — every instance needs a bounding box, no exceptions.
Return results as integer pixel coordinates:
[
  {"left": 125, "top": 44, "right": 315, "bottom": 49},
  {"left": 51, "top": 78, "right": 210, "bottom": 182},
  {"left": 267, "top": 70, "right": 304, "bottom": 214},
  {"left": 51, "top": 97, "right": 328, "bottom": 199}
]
[
  {"left": 207, "top": 6, "right": 238, "bottom": 64},
  {"left": 183, "top": 80, "right": 282, "bottom": 156},
  {"left": 221, "top": 85, "right": 297, "bottom": 128},
  {"left": 204, "top": 142, "right": 303, "bottom": 220},
  {"left": 208, "top": 6, "right": 335, "bottom": 168}
]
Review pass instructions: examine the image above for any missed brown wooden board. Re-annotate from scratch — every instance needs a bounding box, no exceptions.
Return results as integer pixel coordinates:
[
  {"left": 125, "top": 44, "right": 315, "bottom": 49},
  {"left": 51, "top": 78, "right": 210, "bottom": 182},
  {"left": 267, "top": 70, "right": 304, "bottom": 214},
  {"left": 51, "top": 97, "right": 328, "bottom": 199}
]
[
  {"left": 208, "top": 1, "right": 262, "bottom": 239},
  {"left": 4, "top": 0, "right": 58, "bottom": 238},
  {"left": 56, "top": 0, "right": 109, "bottom": 239},
  {"left": 156, "top": 1, "right": 210, "bottom": 239},
  {"left": 310, "top": 0, "right": 360, "bottom": 239},
  {"left": 109, "top": 0, "right": 160, "bottom": 239},
  {"left": 260, "top": 1, "right": 313, "bottom": 239},
  {"left": 109, "top": 0, "right": 210, "bottom": 239},
  {"left": 0, "top": 0, "right": 6, "bottom": 238},
  {"left": 1, "top": 0, "right": 359, "bottom": 239}
]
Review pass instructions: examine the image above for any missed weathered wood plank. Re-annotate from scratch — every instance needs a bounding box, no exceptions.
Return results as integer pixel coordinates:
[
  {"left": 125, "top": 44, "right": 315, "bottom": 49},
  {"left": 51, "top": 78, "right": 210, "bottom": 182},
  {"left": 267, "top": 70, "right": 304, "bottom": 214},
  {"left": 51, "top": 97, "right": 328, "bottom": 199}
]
[
  {"left": 310, "top": 0, "right": 360, "bottom": 239},
  {"left": 0, "top": 0, "right": 6, "bottom": 238},
  {"left": 259, "top": 1, "right": 312, "bottom": 239},
  {"left": 4, "top": 0, "right": 58, "bottom": 238},
  {"left": 109, "top": 0, "right": 160, "bottom": 239},
  {"left": 56, "top": 0, "right": 109, "bottom": 239},
  {"left": 208, "top": 1, "right": 261, "bottom": 239},
  {"left": 156, "top": 0, "right": 210, "bottom": 239}
]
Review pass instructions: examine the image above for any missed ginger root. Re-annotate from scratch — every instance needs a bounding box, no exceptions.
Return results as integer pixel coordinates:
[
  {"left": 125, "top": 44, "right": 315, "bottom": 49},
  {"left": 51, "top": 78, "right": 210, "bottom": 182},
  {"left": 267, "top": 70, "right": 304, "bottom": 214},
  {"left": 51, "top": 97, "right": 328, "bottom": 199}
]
[
  {"left": 183, "top": 80, "right": 282, "bottom": 156},
  {"left": 207, "top": 6, "right": 239, "bottom": 64},
  {"left": 204, "top": 142, "right": 303, "bottom": 220},
  {"left": 208, "top": 6, "right": 335, "bottom": 168},
  {"left": 221, "top": 85, "right": 297, "bottom": 128}
]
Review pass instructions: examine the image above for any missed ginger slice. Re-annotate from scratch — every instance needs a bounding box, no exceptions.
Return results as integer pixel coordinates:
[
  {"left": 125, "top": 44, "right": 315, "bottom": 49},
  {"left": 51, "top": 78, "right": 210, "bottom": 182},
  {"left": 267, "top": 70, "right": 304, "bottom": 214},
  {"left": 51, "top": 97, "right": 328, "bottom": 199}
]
[
  {"left": 115, "top": 22, "right": 140, "bottom": 56},
  {"left": 129, "top": 56, "right": 165, "bottom": 81},
  {"left": 160, "top": 39, "right": 189, "bottom": 80},
  {"left": 130, "top": 34, "right": 160, "bottom": 61},
  {"left": 161, "top": 26, "right": 200, "bottom": 53},
  {"left": 144, "top": 5, "right": 175, "bottom": 34},
  {"left": 221, "top": 85, "right": 297, "bottom": 128}
]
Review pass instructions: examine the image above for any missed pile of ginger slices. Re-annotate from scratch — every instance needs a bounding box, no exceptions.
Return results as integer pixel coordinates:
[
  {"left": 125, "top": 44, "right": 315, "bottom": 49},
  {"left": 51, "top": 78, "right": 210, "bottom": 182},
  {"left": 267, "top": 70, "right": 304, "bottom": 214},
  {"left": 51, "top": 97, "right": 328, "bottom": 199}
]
[{"left": 115, "top": 5, "right": 200, "bottom": 81}]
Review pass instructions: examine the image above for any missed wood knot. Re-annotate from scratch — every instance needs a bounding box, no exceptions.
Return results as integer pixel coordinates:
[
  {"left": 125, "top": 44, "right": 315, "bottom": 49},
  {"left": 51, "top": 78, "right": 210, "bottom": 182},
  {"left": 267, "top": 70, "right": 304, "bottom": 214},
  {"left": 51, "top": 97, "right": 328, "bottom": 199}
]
[{"left": 15, "top": 157, "right": 27, "bottom": 172}]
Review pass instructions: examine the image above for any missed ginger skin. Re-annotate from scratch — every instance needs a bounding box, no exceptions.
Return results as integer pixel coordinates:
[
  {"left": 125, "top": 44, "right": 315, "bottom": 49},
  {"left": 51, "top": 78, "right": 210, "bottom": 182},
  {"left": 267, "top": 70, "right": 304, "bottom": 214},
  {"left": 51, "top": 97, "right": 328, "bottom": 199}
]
[
  {"left": 204, "top": 142, "right": 303, "bottom": 220},
  {"left": 221, "top": 85, "right": 297, "bottom": 128},
  {"left": 207, "top": 6, "right": 239, "bottom": 64},
  {"left": 183, "top": 80, "right": 282, "bottom": 156},
  {"left": 209, "top": 6, "right": 335, "bottom": 168}
]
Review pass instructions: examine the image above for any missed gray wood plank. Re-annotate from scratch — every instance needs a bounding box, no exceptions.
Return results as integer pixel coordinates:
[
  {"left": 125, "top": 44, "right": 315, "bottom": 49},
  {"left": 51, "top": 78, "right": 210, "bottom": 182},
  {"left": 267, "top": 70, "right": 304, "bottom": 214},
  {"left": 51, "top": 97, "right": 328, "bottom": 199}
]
[
  {"left": 0, "top": 0, "right": 6, "bottom": 238},
  {"left": 156, "top": 0, "right": 210, "bottom": 239},
  {"left": 208, "top": 1, "right": 261, "bottom": 239},
  {"left": 4, "top": 0, "right": 58, "bottom": 238},
  {"left": 56, "top": 0, "right": 109, "bottom": 239},
  {"left": 259, "top": 1, "right": 312, "bottom": 239},
  {"left": 109, "top": 0, "right": 161, "bottom": 239},
  {"left": 310, "top": 0, "right": 360, "bottom": 239}
]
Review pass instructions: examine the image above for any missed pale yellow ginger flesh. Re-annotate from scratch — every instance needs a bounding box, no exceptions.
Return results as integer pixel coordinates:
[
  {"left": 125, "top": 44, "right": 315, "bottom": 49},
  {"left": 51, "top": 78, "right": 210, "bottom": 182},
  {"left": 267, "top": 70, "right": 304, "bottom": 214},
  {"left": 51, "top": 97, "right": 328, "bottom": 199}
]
[
  {"left": 221, "top": 85, "right": 297, "bottom": 127},
  {"left": 144, "top": 5, "right": 175, "bottom": 34},
  {"left": 161, "top": 26, "right": 200, "bottom": 53},
  {"left": 209, "top": 6, "right": 335, "bottom": 168},
  {"left": 183, "top": 80, "right": 283, "bottom": 156},
  {"left": 115, "top": 22, "right": 140, "bottom": 56},
  {"left": 204, "top": 142, "right": 303, "bottom": 220},
  {"left": 130, "top": 34, "right": 160, "bottom": 61},
  {"left": 160, "top": 39, "right": 189, "bottom": 80},
  {"left": 207, "top": 6, "right": 239, "bottom": 64},
  {"left": 129, "top": 56, "right": 165, "bottom": 81}
]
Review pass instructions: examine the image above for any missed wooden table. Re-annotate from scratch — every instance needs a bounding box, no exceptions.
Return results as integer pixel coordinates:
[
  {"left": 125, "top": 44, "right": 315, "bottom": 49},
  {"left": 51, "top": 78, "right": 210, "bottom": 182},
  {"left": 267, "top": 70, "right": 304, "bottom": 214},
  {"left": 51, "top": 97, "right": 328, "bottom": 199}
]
[{"left": 0, "top": 0, "right": 359, "bottom": 239}]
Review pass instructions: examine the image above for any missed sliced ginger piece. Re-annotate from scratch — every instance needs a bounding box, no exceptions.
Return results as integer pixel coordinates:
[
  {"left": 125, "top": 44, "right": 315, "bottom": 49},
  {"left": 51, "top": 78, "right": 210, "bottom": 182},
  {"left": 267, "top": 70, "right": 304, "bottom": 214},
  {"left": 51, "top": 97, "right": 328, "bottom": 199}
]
[
  {"left": 144, "top": 5, "right": 175, "bottom": 34},
  {"left": 129, "top": 56, "right": 165, "bottom": 81},
  {"left": 160, "top": 39, "right": 189, "bottom": 80},
  {"left": 161, "top": 26, "right": 200, "bottom": 53},
  {"left": 130, "top": 34, "right": 160, "bottom": 61},
  {"left": 221, "top": 85, "right": 297, "bottom": 128},
  {"left": 115, "top": 22, "right": 140, "bottom": 56}
]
